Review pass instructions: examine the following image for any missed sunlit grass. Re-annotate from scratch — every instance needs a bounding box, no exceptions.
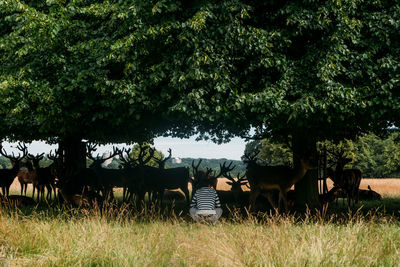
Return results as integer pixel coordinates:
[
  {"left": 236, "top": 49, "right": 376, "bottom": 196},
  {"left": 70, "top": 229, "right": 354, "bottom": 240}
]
[
  {"left": 3, "top": 178, "right": 400, "bottom": 266},
  {"left": 1, "top": 200, "right": 400, "bottom": 266}
]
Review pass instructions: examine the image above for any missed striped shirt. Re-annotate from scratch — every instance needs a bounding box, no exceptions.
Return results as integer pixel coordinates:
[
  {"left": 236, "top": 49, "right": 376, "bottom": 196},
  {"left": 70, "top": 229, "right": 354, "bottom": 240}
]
[{"left": 190, "top": 187, "right": 221, "bottom": 210}]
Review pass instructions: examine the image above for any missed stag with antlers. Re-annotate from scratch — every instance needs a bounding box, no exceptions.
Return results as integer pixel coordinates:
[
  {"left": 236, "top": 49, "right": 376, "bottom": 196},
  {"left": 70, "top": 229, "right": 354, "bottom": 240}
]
[
  {"left": 117, "top": 144, "right": 156, "bottom": 203},
  {"left": 86, "top": 143, "right": 122, "bottom": 200},
  {"left": 191, "top": 160, "right": 235, "bottom": 192},
  {"left": 326, "top": 147, "right": 362, "bottom": 208},
  {"left": 225, "top": 172, "right": 248, "bottom": 203},
  {"left": 0, "top": 143, "right": 27, "bottom": 196},
  {"left": 28, "top": 152, "right": 57, "bottom": 202}
]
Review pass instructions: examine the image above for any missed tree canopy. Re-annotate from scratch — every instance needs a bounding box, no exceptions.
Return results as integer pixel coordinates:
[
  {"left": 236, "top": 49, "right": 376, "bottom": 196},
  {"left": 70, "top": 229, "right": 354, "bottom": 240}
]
[{"left": 0, "top": 0, "right": 398, "bottom": 145}]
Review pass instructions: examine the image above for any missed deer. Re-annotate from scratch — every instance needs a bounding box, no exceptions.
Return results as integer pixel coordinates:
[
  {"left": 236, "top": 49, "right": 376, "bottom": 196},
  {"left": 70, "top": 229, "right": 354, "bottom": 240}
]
[
  {"left": 86, "top": 144, "right": 122, "bottom": 200},
  {"left": 148, "top": 148, "right": 190, "bottom": 205},
  {"left": 0, "top": 143, "right": 27, "bottom": 196},
  {"left": 358, "top": 185, "right": 382, "bottom": 201},
  {"left": 117, "top": 144, "right": 156, "bottom": 203},
  {"left": 27, "top": 152, "right": 57, "bottom": 202},
  {"left": 7, "top": 143, "right": 35, "bottom": 196},
  {"left": 16, "top": 159, "right": 35, "bottom": 196},
  {"left": 327, "top": 148, "right": 362, "bottom": 208},
  {"left": 225, "top": 172, "right": 248, "bottom": 203},
  {"left": 0, "top": 193, "right": 37, "bottom": 207},
  {"left": 191, "top": 160, "right": 235, "bottom": 192},
  {"left": 244, "top": 149, "right": 317, "bottom": 212}
]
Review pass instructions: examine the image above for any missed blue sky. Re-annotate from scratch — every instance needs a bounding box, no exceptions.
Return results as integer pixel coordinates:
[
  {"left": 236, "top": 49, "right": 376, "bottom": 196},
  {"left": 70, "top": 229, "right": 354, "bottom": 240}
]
[{"left": 2, "top": 136, "right": 247, "bottom": 160}]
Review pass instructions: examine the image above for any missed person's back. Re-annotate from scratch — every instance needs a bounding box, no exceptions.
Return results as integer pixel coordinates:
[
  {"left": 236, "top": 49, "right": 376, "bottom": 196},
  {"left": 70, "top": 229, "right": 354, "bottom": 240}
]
[{"left": 190, "top": 184, "right": 222, "bottom": 223}]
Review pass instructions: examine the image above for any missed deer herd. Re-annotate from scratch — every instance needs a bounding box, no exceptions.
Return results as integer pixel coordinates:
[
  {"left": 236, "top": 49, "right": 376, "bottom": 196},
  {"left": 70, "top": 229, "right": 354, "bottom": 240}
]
[{"left": 0, "top": 142, "right": 381, "bottom": 212}]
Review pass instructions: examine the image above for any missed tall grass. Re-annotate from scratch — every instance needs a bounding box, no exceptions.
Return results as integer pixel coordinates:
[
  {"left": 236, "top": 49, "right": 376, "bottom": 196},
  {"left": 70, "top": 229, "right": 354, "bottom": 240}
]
[{"left": 1, "top": 202, "right": 400, "bottom": 266}]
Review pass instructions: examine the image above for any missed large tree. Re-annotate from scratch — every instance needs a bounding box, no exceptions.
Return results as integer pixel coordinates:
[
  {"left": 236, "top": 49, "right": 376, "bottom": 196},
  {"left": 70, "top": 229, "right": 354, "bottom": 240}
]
[
  {"left": 162, "top": 0, "right": 399, "bottom": 207},
  {"left": 1, "top": 0, "right": 398, "bottom": 207}
]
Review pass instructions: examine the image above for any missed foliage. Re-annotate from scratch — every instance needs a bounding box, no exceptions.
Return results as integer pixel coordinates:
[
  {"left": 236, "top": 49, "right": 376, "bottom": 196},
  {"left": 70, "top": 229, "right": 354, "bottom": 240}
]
[
  {"left": 243, "top": 140, "right": 292, "bottom": 166},
  {"left": 353, "top": 133, "right": 400, "bottom": 178},
  {"left": 246, "top": 132, "right": 400, "bottom": 178},
  {"left": 0, "top": 0, "right": 398, "bottom": 145},
  {"left": 0, "top": 156, "right": 11, "bottom": 169}
]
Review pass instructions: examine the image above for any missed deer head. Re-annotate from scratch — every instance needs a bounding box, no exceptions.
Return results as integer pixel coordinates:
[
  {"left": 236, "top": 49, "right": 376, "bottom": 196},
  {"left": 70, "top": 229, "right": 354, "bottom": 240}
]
[
  {"left": 0, "top": 142, "right": 28, "bottom": 168},
  {"left": 86, "top": 143, "right": 118, "bottom": 169},
  {"left": 226, "top": 172, "right": 247, "bottom": 196}
]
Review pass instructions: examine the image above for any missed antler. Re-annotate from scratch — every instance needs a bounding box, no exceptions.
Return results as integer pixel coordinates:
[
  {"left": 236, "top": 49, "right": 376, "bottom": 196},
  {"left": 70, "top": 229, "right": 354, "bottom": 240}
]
[
  {"left": 214, "top": 161, "right": 236, "bottom": 178},
  {"left": 0, "top": 142, "right": 28, "bottom": 161},
  {"left": 191, "top": 159, "right": 202, "bottom": 176},
  {"left": 116, "top": 144, "right": 155, "bottom": 168},
  {"left": 116, "top": 147, "right": 137, "bottom": 168},
  {"left": 27, "top": 152, "right": 45, "bottom": 161},
  {"left": 47, "top": 149, "right": 60, "bottom": 161},
  {"left": 86, "top": 143, "right": 98, "bottom": 158},
  {"left": 137, "top": 144, "right": 155, "bottom": 166},
  {"left": 243, "top": 149, "right": 260, "bottom": 164},
  {"left": 154, "top": 148, "right": 172, "bottom": 169},
  {"left": 87, "top": 144, "right": 118, "bottom": 163}
]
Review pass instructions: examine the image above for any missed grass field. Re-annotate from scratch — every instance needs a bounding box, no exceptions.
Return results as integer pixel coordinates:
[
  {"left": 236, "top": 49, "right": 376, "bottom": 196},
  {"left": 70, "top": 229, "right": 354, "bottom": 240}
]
[{"left": 1, "top": 178, "right": 400, "bottom": 266}]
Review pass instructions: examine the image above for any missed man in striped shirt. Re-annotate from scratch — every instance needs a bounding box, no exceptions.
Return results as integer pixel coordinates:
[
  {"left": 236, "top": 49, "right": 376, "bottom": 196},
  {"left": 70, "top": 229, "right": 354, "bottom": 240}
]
[{"left": 189, "top": 179, "right": 222, "bottom": 223}]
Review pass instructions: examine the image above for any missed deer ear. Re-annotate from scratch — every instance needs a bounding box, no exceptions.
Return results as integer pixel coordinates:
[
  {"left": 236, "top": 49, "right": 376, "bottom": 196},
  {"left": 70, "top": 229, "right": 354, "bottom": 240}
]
[{"left": 226, "top": 182, "right": 233, "bottom": 185}]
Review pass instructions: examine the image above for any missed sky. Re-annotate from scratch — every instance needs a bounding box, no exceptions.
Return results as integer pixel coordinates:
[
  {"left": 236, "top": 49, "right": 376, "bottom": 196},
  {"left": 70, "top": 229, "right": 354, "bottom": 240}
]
[{"left": 2, "top": 136, "right": 247, "bottom": 160}]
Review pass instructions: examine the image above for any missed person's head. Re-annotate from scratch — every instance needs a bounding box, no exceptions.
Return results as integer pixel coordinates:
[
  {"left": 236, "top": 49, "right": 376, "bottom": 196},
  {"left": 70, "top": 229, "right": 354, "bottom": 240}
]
[{"left": 197, "top": 178, "right": 211, "bottom": 189}]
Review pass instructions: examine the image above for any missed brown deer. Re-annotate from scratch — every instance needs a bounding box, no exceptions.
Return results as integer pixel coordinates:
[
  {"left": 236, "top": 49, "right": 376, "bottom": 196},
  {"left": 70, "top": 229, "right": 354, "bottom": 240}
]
[
  {"left": 16, "top": 159, "right": 35, "bottom": 196},
  {"left": 244, "top": 150, "right": 316, "bottom": 212},
  {"left": 327, "top": 148, "right": 362, "bottom": 207},
  {"left": 0, "top": 143, "right": 27, "bottom": 196},
  {"left": 27, "top": 153, "right": 57, "bottom": 202}
]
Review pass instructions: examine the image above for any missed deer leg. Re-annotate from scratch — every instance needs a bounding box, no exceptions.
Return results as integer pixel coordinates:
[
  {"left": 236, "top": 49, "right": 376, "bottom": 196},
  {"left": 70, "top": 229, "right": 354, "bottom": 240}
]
[
  {"left": 278, "top": 190, "right": 288, "bottom": 213},
  {"left": 264, "top": 192, "right": 278, "bottom": 211},
  {"left": 19, "top": 181, "right": 24, "bottom": 195},
  {"left": 181, "top": 186, "right": 190, "bottom": 206},
  {"left": 249, "top": 188, "right": 260, "bottom": 212},
  {"left": 122, "top": 186, "right": 127, "bottom": 202}
]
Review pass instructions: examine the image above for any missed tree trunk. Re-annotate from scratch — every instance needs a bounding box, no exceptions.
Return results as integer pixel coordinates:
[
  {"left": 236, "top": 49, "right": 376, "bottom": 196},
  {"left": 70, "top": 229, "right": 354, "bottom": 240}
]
[
  {"left": 294, "top": 169, "right": 320, "bottom": 211},
  {"left": 58, "top": 136, "right": 87, "bottom": 194},
  {"left": 292, "top": 134, "right": 320, "bottom": 211}
]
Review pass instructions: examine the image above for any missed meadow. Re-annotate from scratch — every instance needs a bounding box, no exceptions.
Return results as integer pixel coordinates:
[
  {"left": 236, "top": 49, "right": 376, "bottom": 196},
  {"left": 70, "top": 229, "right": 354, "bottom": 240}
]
[{"left": 1, "top": 178, "right": 400, "bottom": 266}]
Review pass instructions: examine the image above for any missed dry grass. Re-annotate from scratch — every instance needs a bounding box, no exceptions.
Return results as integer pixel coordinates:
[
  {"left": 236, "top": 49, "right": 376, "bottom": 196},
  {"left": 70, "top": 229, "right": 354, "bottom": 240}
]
[
  {"left": 3, "top": 176, "right": 400, "bottom": 266},
  {"left": 217, "top": 177, "right": 400, "bottom": 197},
  {"left": 1, "top": 206, "right": 400, "bottom": 266}
]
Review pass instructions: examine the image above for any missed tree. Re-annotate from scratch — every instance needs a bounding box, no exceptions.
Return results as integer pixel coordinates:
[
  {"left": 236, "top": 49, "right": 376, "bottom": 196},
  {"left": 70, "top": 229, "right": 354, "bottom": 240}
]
[
  {"left": 0, "top": 1, "right": 190, "bottom": 178},
  {"left": 164, "top": 1, "right": 399, "bottom": 208},
  {"left": 1, "top": 1, "right": 398, "bottom": 208}
]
